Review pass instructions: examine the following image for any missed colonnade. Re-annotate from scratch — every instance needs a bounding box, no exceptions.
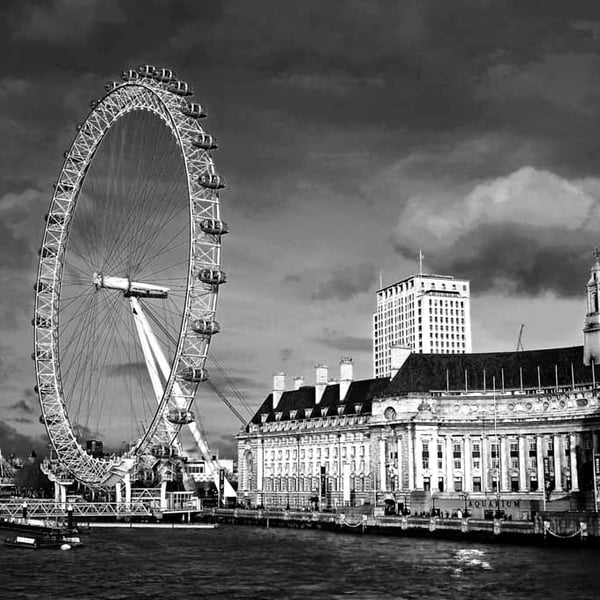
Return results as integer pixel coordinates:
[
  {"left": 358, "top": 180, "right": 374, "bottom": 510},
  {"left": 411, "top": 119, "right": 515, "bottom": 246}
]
[{"left": 379, "top": 429, "right": 586, "bottom": 495}]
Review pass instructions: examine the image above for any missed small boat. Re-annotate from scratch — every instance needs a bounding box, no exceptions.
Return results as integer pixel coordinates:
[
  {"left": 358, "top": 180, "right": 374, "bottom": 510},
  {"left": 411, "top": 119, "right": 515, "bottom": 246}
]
[
  {"left": 4, "top": 535, "right": 41, "bottom": 549},
  {"left": 4, "top": 532, "right": 83, "bottom": 550}
]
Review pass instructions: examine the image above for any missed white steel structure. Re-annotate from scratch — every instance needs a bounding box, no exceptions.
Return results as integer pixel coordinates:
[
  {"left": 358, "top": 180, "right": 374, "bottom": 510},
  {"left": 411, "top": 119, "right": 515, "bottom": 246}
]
[
  {"left": 373, "top": 273, "right": 472, "bottom": 378},
  {"left": 33, "top": 65, "right": 231, "bottom": 491}
]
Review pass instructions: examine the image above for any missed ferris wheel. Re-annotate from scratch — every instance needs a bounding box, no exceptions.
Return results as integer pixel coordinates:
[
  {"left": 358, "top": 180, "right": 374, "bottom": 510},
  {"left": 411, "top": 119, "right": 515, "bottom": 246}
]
[{"left": 33, "top": 65, "right": 228, "bottom": 488}]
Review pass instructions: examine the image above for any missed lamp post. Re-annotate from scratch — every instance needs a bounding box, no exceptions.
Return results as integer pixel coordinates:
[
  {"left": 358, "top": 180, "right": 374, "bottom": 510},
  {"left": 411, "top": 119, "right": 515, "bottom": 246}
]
[{"left": 459, "top": 491, "right": 469, "bottom": 517}]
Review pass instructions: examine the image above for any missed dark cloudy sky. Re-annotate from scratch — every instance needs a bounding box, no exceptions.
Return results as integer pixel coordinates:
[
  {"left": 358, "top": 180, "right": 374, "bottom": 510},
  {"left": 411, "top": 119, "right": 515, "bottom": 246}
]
[{"left": 1, "top": 0, "right": 600, "bottom": 456}]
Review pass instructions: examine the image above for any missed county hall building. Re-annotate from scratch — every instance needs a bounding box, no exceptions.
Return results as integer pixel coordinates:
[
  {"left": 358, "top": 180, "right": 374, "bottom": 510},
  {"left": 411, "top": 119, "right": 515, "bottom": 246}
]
[{"left": 236, "top": 260, "right": 600, "bottom": 519}]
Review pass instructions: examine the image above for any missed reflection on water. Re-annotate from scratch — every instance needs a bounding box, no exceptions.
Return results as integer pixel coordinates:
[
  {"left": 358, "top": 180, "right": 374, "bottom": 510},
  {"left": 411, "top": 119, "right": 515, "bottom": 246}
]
[{"left": 1, "top": 525, "right": 598, "bottom": 599}]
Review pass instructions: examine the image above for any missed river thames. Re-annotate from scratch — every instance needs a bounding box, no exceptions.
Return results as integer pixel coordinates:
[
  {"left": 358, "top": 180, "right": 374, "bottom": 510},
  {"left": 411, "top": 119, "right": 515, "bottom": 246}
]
[{"left": 1, "top": 525, "right": 598, "bottom": 599}]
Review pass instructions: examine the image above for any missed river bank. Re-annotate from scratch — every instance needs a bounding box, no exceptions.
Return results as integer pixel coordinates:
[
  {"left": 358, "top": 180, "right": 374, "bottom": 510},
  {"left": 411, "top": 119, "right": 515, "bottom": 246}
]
[{"left": 200, "top": 507, "right": 600, "bottom": 546}]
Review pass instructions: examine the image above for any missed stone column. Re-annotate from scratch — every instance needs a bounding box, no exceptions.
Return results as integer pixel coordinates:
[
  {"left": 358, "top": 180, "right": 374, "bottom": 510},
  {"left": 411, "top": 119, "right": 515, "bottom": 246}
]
[
  {"left": 500, "top": 436, "right": 509, "bottom": 492},
  {"left": 553, "top": 434, "right": 563, "bottom": 492},
  {"left": 407, "top": 427, "right": 415, "bottom": 489},
  {"left": 379, "top": 437, "right": 387, "bottom": 492},
  {"left": 430, "top": 432, "right": 439, "bottom": 492},
  {"left": 445, "top": 436, "right": 454, "bottom": 492},
  {"left": 397, "top": 436, "right": 403, "bottom": 490},
  {"left": 518, "top": 436, "right": 527, "bottom": 492},
  {"left": 569, "top": 432, "right": 579, "bottom": 491},
  {"left": 481, "top": 436, "right": 489, "bottom": 492},
  {"left": 414, "top": 434, "right": 423, "bottom": 490},
  {"left": 464, "top": 435, "right": 472, "bottom": 492},
  {"left": 257, "top": 439, "right": 264, "bottom": 491},
  {"left": 536, "top": 435, "right": 545, "bottom": 492}
]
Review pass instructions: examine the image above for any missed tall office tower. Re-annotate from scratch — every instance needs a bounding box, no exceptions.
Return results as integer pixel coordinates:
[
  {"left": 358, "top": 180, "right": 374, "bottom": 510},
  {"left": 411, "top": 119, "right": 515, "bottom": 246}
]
[{"left": 373, "top": 273, "right": 472, "bottom": 378}]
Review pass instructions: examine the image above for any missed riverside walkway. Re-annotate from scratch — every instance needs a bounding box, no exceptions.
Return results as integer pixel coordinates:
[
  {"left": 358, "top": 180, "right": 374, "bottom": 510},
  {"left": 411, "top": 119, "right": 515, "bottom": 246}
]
[{"left": 201, "top": 507, "right": 599, "bottom": 546}]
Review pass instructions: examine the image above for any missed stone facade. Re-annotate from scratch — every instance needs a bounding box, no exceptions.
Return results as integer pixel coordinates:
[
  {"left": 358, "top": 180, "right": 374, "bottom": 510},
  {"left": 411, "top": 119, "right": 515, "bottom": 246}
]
[{"left": 237, "top": 258, "right": 600, "bottom": 519}]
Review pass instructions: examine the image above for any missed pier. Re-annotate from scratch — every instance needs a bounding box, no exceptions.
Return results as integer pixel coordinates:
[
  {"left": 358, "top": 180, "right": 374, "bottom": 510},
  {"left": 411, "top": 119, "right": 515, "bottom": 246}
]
[{"left": 0, "top": 496, "right": 201, "bottom": 521}]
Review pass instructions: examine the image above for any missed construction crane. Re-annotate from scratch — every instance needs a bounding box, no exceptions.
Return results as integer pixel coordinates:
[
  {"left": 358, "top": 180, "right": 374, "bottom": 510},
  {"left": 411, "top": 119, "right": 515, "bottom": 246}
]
[{"left": 516, "top": 324, "right": 525, "bottom": 352}]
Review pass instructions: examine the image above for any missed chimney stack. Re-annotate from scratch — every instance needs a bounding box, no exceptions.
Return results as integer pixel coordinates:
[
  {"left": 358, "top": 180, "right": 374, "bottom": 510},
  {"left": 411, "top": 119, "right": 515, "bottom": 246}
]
[
  {"left": 339, "top": 357, "right": 353, "bottom": 400},
  {"left": 293, "top": 376, "right": 305, "bottom": 390},
  {"left": 390, "top": 345, "right": 411, "bottom": 377},
  {"left": 272, "top": 372, "right": 286, "bottom": 409},
  {"left": 315, "top": 364, "right": 328, "bottom": 404}
]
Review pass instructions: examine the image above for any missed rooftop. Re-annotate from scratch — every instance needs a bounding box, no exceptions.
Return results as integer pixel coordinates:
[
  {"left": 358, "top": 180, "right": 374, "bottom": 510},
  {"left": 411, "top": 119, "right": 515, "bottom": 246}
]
[{"left": 386, "top": 345, "right": 591, "bottom": 396}]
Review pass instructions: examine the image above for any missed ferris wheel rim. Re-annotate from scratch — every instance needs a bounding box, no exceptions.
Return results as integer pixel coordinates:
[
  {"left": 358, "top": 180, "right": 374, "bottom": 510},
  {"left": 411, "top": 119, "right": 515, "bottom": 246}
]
[{"left": 33, "top": 69, "right": 226, "bottom": 487}]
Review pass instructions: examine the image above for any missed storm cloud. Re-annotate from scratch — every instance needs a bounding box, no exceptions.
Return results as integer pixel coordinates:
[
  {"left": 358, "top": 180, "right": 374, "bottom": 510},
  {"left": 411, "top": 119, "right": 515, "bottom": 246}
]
[
  {"left": 391, "top": 167, "right": 600, "bottom": 297},
  {"left": 2, "top": 1, "right": 600, "bottom": 454}
]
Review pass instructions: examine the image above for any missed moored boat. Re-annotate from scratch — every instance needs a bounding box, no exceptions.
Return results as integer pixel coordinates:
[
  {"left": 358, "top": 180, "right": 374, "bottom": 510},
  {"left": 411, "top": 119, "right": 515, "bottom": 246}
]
[{"left": 4, "top": 534, "right": 76, "bottom": 549}]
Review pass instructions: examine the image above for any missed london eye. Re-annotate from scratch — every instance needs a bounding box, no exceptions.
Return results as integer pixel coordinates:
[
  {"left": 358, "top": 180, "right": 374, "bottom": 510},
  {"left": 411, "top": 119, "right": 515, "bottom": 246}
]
[{"left": 33, "top": 65, "right": 228, "bottom": 489}]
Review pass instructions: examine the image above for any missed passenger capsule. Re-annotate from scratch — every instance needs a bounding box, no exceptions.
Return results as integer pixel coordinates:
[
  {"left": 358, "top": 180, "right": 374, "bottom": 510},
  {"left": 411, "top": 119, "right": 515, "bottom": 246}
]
[
  {"left": 192, "top": 319, "right": 221, "bottom": 335},
  {"left": 138, "top": 64, "right": 156, "bottom": 77},
  {"left": 166, "top": 408, "right": 195, "bottom": 425},
  {"left": 31, "top": 350, "right": 51, "bottom": 361},
  {"left": 198, "top": 268, "right": 227, "bottom": 285},
  {"left": 154, "top": 68, "right": 176, "bottom": 82},
  {"left": 180, "top": 367, "right": 209, "bottom": 382},
  {"left": 120, "top": 69, "right": 139, "bottom": 81},
  {"left": 104, "top": 81, "right": 119, "bottom": 92},
  {"left": 199, "top": 219, "right": 229, "bottom": 235},
  {"left": 199, "top": 173, "right": 226, "bottom": 189},
  {"left": 151, "top": 444, "right": 178, "bottom": 459},
  {"left": 89, "top": 99, "right": 99, "bottom": 109},
  {"left": 192, "top": 133, "right": 218, "bottom": 150},
  {"left": 181, "top": 103, "right": 206, "bottom": 119},
  {"left": 167, "top": 80, "right": 193, "bottom": 96}
]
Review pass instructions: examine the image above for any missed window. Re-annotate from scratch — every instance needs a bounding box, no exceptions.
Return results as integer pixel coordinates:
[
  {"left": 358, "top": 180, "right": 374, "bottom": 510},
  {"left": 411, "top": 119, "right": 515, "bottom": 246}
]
[
  {"left": 491, "top": 443, "right": 499, "bottom": 469},
  {"left": 422, "top": 442, "right": 430, "bottom": 469},
  {"left": 472, "top": 477, "right": 482, "bottom": 492},
  {"left": 453, "top": 442, "right": 462, "bottom": 470},
  {"left": 454, "top": 477, "right": 463, "bottom": 492}
]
